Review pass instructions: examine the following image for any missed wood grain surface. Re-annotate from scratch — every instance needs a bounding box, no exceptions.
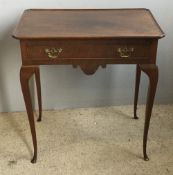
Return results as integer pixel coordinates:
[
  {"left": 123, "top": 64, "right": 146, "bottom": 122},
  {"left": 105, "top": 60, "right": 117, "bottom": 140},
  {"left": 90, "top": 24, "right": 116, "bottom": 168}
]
[{"left": 13, "top": 9, "right": 165, "bottom": 39}]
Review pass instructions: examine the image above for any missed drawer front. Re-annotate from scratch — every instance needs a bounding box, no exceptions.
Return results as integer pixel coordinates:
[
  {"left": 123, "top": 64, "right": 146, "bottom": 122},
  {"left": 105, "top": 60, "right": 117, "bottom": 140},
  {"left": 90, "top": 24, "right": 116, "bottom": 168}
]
[{"left": 21, "top": 39, "right": 152, "bottom": 64}]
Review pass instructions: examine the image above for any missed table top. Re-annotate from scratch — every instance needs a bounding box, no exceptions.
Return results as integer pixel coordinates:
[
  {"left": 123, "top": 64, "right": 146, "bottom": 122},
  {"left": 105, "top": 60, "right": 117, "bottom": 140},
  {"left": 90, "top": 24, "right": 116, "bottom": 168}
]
[{"left": 12, "top": 9, "right": 165, "bottom": 39}]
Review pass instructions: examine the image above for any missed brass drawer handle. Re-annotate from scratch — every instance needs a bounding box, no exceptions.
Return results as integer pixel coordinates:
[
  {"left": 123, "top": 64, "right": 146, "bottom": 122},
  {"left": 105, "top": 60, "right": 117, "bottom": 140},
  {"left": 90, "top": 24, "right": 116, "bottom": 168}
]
[
  {"left": 117, "top": 47, "right": 134, "bottom": 58},
  {"left": 44, "top": 48, "right": 63, "bottom": 59}
]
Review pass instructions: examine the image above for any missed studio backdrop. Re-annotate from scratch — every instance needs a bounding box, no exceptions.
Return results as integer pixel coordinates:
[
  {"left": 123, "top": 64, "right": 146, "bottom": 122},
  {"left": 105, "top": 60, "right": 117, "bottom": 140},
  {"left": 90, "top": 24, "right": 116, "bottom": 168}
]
[{"left": 0, "top": 0, "right": 172, "bottom": 112}]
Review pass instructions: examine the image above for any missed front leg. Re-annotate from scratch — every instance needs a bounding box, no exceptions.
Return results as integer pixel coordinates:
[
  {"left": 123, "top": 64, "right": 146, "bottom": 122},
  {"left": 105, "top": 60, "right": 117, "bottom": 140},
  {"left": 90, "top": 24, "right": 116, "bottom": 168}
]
[
  {"left": 20, "top": 66, "right": 39, "bottom": 163},
  {"left": 139, "top": 64, "right": 158, "bottom": 161}
]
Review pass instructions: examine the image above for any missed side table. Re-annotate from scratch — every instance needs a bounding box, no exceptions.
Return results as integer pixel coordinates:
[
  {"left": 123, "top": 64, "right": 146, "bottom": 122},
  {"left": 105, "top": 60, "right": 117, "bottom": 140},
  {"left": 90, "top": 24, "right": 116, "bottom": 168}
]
[{"left": 12, "top": 9, "right": 165, "bottom": 163}]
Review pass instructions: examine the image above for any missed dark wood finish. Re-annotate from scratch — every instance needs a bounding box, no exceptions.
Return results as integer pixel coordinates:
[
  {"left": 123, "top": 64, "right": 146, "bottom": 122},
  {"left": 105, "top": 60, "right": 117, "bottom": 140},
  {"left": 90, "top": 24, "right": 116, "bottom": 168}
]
[
  {"left": 13, "top": 9, "right": 164, "bottom": 39},
  {"left": 35, "top": 67, "right": 42, "bottom": 121},
  {"left": 19, "top": 39, "right": 158, "bottom": 74},
  {"left": 134, "top": 64, "right": 141, "bottom": 119},
  {"left": 21, "top": 39, "right": 152, "bottom": 63},
  {"left": 13, "top": 9, "right": 164, "bottom": 163},
  {"left": 20, "top": 66, "right": 39, "bottom": 163},
  {"left": 140, "top": 64, "right": 158, "bottom": 161}
]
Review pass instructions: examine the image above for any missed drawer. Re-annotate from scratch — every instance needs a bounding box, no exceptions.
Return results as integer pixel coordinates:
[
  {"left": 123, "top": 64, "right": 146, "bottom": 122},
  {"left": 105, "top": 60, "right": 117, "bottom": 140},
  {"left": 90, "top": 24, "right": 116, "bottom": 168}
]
[{"left": 21, "top": 39, "right": 152, "bottom": 64}]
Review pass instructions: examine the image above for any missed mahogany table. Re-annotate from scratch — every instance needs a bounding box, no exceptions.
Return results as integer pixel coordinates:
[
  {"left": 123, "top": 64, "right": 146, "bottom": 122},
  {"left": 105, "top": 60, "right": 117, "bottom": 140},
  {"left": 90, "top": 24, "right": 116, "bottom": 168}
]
[{"left": 12, "top": 9, "right": 165, "bottom": 163}]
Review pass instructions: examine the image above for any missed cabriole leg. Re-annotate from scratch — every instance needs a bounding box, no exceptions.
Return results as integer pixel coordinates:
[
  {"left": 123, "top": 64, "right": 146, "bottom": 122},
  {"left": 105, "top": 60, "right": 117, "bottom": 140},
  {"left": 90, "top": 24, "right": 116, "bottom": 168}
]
[
  {"left": 20, "top": 66, "right": 40, "bottom": 163},
  {"left": 134, "top": 64, "right": 141, "bottom": 119},
  {"left": 35, "top": 67, "right": 42, "bottom": 122},
  {"left": 140, "top": 64, "right": 158, "bottom": 161}
]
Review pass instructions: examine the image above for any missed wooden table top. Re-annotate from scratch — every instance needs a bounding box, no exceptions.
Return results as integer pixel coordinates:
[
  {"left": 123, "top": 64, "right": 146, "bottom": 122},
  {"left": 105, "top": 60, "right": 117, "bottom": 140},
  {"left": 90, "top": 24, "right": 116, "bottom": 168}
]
[{"left": 13, "top": 9, "right": 165, "bottom": 39}]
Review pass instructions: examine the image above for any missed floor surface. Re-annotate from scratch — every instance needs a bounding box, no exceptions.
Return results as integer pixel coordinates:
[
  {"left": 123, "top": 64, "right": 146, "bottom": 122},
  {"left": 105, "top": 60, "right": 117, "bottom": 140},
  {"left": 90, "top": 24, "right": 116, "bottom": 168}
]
[{"left": 0, "top": 105, "right": 173, "bottom": 175}]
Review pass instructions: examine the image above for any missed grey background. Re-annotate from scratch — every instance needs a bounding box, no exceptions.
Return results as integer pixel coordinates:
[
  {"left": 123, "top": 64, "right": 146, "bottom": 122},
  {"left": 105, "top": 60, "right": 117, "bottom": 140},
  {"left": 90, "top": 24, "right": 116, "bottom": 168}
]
[{"left": 0, "top": 0, "right": 172, "bottom": 112}]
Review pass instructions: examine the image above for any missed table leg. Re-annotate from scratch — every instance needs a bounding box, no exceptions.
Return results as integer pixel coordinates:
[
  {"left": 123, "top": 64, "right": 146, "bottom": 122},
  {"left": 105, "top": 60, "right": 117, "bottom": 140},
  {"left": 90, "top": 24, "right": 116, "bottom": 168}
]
[
  {"left": 20, "top": 66, "right": 40, "bottom": 163},
  {"left": 35, "top": 67, "right": 42, "bottom": 122},
  {"left": 139, "top": 64, "right": 158, "bottom": 161},
  {"left": 134, "top": 64, "right": 141, "bottom": 119}
]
